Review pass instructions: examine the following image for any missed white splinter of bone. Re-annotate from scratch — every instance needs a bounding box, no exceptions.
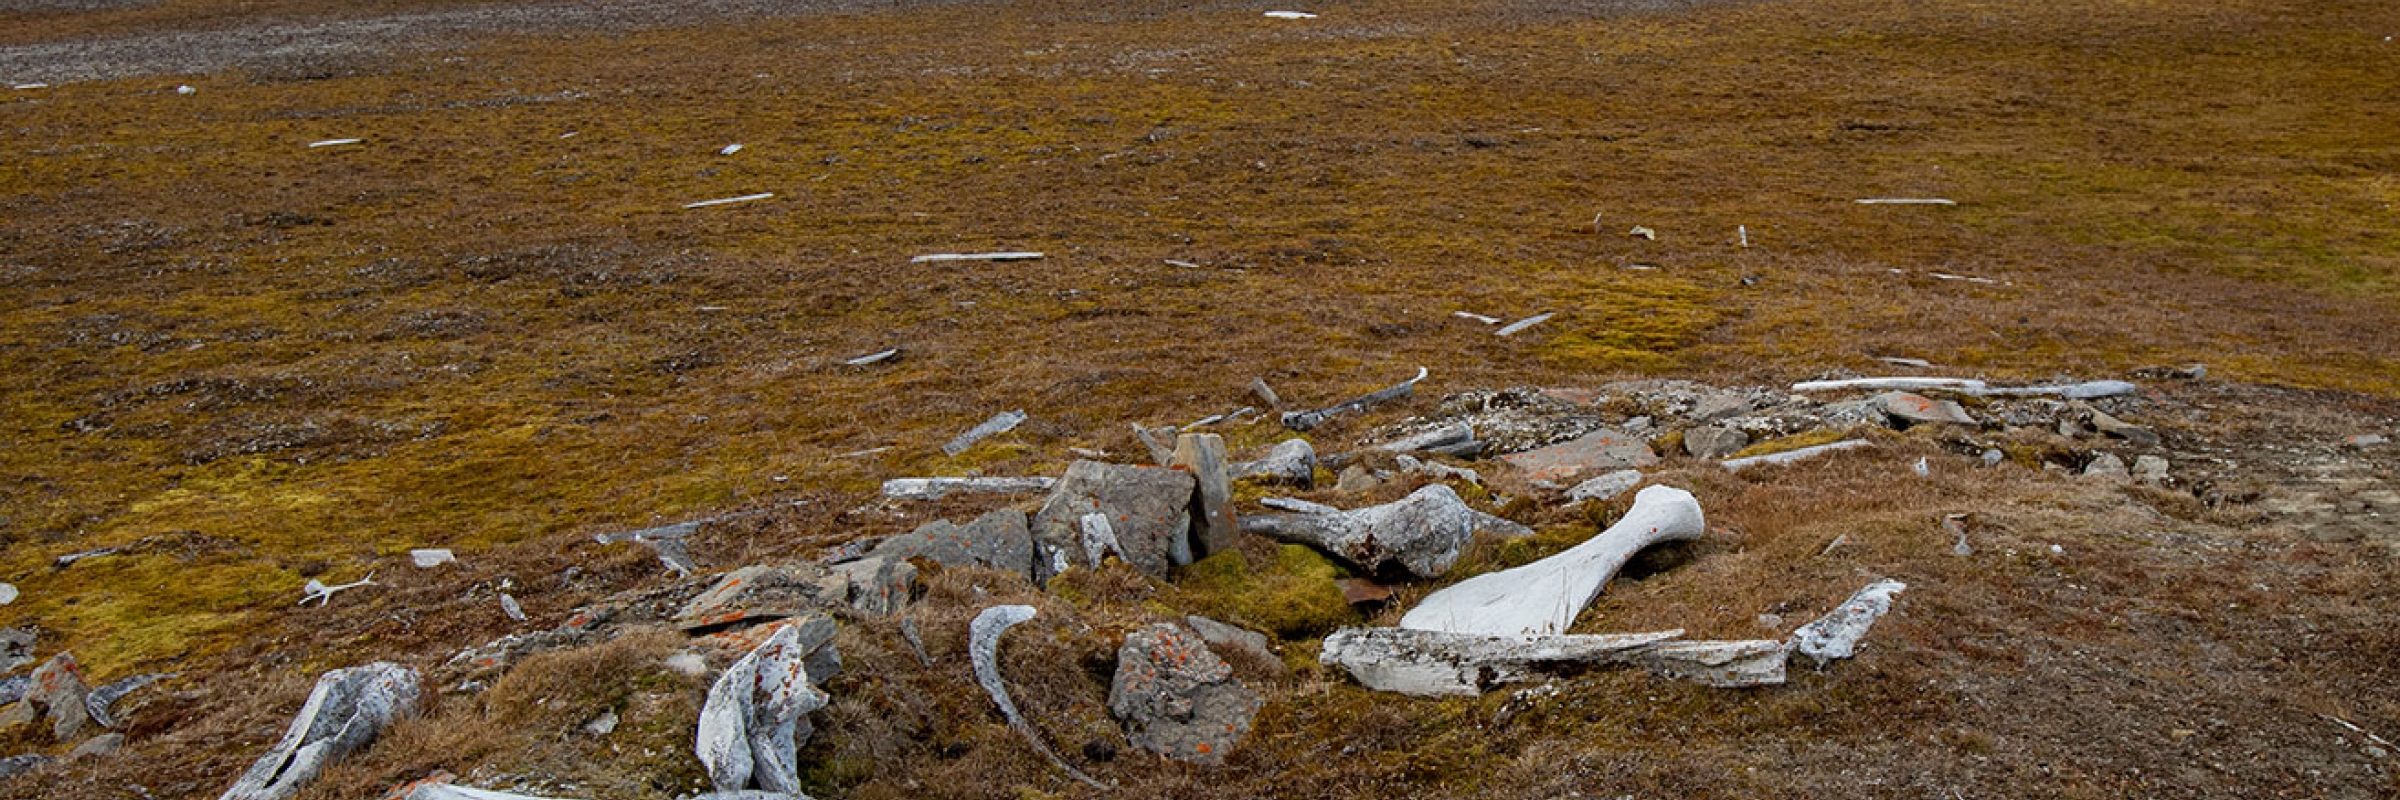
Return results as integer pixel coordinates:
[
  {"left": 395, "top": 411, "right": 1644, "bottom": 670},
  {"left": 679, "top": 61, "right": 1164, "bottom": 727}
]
[
  {"left": 307, "top": 138, "right": 362, "bottom": 148},
  {"left": 1854, "top": 198, "right": 1956, "bottom": 205},
  {"left": 1721, "top": 440, "right": 1871, "bottom": 472},
  {"left": 1263, "top": 10, "right": 1317, "bottom": 18},
  {"left": 1494, "top": 312, "right": 1555, "bottom": 337},
  {"left": 684, "top": 193, "right": 773, "bottom": 209},
  {"left": 1791, "top": 377, "right": 1989, "bottom": 393},
  {"left": 1452, "top": 311, "right": 1500, "bottom": 324},
  {"left": 298, "top": 572, "right": 377, "bottom": 606},
  {"left": 1400, "top": 485, "right": 1704, "bottom": 636},
  {"left": 909, "top": 252, "right": 1044, "bottom": 263}
]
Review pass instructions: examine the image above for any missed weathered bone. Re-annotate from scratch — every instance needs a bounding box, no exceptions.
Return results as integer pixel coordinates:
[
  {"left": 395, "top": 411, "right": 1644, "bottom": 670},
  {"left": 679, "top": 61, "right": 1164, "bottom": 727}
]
[
  {"left": 219, "top": 662, "right": 420, "bottom": 800},
  {"left": 1790, "top": 377, "right": 2135, "bottom": 400},
  {"left": 878, "top": 477, "right": 1055, "bottom": 501},
  {"left": 941, "top": 410, "right": 1026, "bottom": 457},
  {"left": 1281, "top": 367, "right": 1427, "bottom": 431},
  {"left": 1720, "top": 440, "right": 1871, "bottom": 472},
  {"left": 695, "top": 624, "right": 830, "bottom": 793},
  {"left": 1400, "top": 485, "right": 1703, "bottom": 636},
  {"left": 298, "top": 572, "right": 376, "bottom": 607},
  {"left": 1790, "top": 579, "right": 1906, "bottom": 665},
  {"left": 85, "top": 672, "right": 173, "bottom": 730},
  {"left": 1318, "top": 627, "right": 1786, "bottom": 696},
  {"left": 1245, "top": 485, "right": 1530, "bottom": 579},
  {"left": 968, "top": 606, "right": 1104, "bottom": 789}
]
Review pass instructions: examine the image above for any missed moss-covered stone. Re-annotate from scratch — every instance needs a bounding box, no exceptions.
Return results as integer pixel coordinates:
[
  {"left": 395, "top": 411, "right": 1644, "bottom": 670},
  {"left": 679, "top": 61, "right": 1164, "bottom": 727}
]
[{"left": 1170, "top": 546, "right": 1358, "bottom": 640}]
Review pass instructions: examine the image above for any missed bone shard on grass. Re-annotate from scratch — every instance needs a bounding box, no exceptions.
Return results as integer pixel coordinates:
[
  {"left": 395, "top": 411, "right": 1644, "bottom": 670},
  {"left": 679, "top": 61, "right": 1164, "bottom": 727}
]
[
  {"left": 1720, "top": 440, "right": 1872, "bottom": 472},
  {"left": 878, "top": 476, "right": 1056, "bottom": 501},
  {"left": 1399, "top": 485, "right": 1703, "bottom": 636},
  {"left": 1281, "top": 366, "right": 1428, "bottom": 431},
  {"left": 941, "top": 409, "right": 1026, "bottom": 456},
  {"left": 1790, "top": 578, "right": 1906, "bottom": 665},
  {"left": 1317, "top": 628, "right": 1786, "bottom": 696},
  {"left": 908, "top": 251, "right": 1043, "bottom": 263}
]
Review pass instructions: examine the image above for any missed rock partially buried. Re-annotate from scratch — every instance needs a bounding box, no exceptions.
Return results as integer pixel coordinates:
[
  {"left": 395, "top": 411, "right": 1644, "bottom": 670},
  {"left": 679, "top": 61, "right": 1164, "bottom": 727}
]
[
  {"left": 867, "top": 509, "right": 1036, "bottom": 581},
  {"left": 831, "top": 557, "right": 918, "bottom": 617},
  {"left": 85, "top": 672, "right": 173, "bottom": 730},
  {"left": 676, "top": 565, "right": 842, "bottom": 631},
  {"left": 1183, "top": 615, "right": 1283, "bottom": 676},
  {"left": 1243, "top": 485, "right": 1530, "bottom": 579},
  {"left": 2083, "top": 452, "right": 2130, "bottom": 481},
  {"left": 1108, "top": 623, "right": 1263, "bottom": 765},
  {"left": 1030, "top": 460, "right": 1197, "bottom": 581},
  {"left": 1501, "top": 428, "right": 1658, "bottom": 484},
  {"left": 1564, "top": 469, "right": 1644, "bottom": 503},
  {"left": 219, "top": 662, "right": 420, "bottom": 800},
  {"left": 1401, "top": 485, "right": 1702, "bottom": 636},
  {"left": 29, "top": 652, "right": 90, "bottom": 741},
  {"left": 1875, "top": 391, "right": 1977, "bottom": 427},
  {"left": 1683, "top": 426, "right": 1749, "bottom": 459}
]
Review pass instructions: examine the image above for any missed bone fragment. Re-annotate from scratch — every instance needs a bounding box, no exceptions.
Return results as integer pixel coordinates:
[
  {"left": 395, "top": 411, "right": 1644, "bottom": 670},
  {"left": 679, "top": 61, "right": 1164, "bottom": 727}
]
[{"left": 1399, "top": 485, "right": 1702, "bottom": 635}]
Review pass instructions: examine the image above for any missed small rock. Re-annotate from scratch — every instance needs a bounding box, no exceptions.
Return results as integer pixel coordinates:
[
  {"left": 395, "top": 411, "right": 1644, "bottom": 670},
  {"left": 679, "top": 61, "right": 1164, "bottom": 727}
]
[
  {"left": 0, "top": 754, "right": 52, "bottom": 779},
  {"left": 409, "top": 549, "right": 456, "bottom": 568},
  {"left": 582, "top": 708, "right": 619, "bottom": 736},
  {"left": 1682, "top": 426, "right": 1749, "bottom": 459},
  {"left": 1183, "top": 615, "right": 1283, "bottom": 676},
  {"left": 2132, "top": 455, "right": 2170, "bottom": 484},
  {"left": 1981, "top": 448, "right": 2004, "bottom": 468},
  {"left": 0, "top": 583, "right": 14, "bottom": 605},
  {"left": 1875, "top": 392, "right": 1977, "bottom": 427},
  {"left": 1334, "top": 464, "right": 1382, "bottom": 493},
  {"left": 2074, "top": 401, "right": 2161, "bottom": 447},
  {"left": 68, "top": 732, "right": 123, "bottom": 760},
  {"left": 1336, "top": 578, "right": 1397, "bottom": 607},
  {"left": 499, "top": 594, "right": 526, "bottom": 622},
  {"left": 2083, "top": 452, "right": 2130, "bottom": 481},
  {"left": 1687, "top": 393, "right": 1751, "bottom": 423},
  {"left": 1230, "top": 439, "right": 1317, "bottom": 487},
  {"left": 1500, "top": 427, "right": 1659, "bottom": 483},
  {"left": 1376, "top": 424, "right": 1478, "bottom": 455},
  {"left": 665, "top": 652, "right": 710, "bottom": 677},
  {"left": 1564, "top": 469, "right": 1643, "bottom": 503},
  {"left": 29, "top": 652, "right": 90, "bottom": 741},
  {"left": 2345, "top": 433, "right": 2389, "bottom": 449},
  {"left": 1108, "top": 623, "right": 1263, "bottom": 765},
  {"left": 0, "top": 628, "right": 32, "bottom": 672},
  {"left": 832, "top": 557, "right": 917, "bottom": 617},
  {"left": 1030, "top": 460, "right": 1198, "bottom": 582},
  {"left": 1395, "top": 454, "right": 1481, "bottom": 485}
]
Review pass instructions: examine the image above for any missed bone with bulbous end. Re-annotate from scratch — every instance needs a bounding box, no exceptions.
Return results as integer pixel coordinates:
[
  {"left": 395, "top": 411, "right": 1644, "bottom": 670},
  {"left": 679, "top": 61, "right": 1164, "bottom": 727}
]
[
  {"left": 969, "top": 606, "right": 1104, "bottom": 789},
  {"left": 1399, "top": 485, "right": 1703, "bottom": 636},
  {"left": 1245, "top": 484, "right": 1530, "bottom": 579}
]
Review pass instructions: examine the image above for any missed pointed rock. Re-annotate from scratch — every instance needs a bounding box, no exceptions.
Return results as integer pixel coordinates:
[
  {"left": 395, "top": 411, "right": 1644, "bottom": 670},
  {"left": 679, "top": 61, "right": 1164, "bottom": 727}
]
[
  {"left": 868, "top": 509, "right": 1035, "bottom": 581},
  {"left": 219, "top": 663, "right": 420, "bottom": 800},
  {"left": 1171, "top": 433, "right": 1240, "bottom": 560}
]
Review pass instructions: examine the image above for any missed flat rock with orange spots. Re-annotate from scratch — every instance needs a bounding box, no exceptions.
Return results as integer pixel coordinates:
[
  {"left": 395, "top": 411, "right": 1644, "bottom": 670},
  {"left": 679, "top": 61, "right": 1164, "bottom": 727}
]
[
  {"left": 1498, "top": 427, "right": 1659, "bottom": 484},
  {"left": 1107, "top": 622, "right": 1261, "bottom": 766}
]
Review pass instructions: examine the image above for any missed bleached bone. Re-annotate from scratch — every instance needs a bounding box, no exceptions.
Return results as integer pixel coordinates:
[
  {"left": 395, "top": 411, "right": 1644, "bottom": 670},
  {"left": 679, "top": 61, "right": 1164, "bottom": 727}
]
[
  {"left": 842, "top": 348, "right": 899, "bottom": 366},
  {"left": 1262, "top": 10, "right": 1317, "bottom": 18},
  {"left": 942, "top": 410, "right": 1026, "bottom": 456},
  {"left": 1318, "top": 628, "right": 1786, "bottom": 696},
  {"left": 696, "top": 624, "right": 829, "bottom": 794},
  {"left": 402, "top": 784, "right": 583, "bottom": 800},
  {"left": 969, "top": 606, "right": 1104, "bottom": 789},
  {"left": 1792, "top": 377, "right": 1988, "bottom": 393},
  {"left": 500, "top": 594, "right": 526, "bottom": 622},
  {"left": 306, "top": 138, "right": 361, "bottom": 148},
  {"left": 1452, "top": 311, "right": 1500, "bottom": 324},
  {"left": 219, "top": 662, "right": 420, "bottom": 800},
  {"left": 1281, "top": 366, "right": 1428, "bottom": 431},
  {"left": 1494, "top": 312, "right": 1554, "bottom": 337},
  {"left": 1789, "top": 579, "right": 1906, "bottom": 666},
  {"left": 299, "top": 572, "right": 376, "bottom": 607},
  {"left": 683, "top": 193, "right": 773, "bottom": 209},
  {"left": 1719, "top": 440, "right": 1871, "bottom": 472},
  {"left": 909, "top": 252, "right": 1043, "bottom": 263},
  {"left": 1400, "top": 485, "right": 1702, "bottom": 636},
  {"left": 1259, "top": 497, "right": 1339, "bottom": 514},
  {"left": 85, "top": 672, "right": 173, "bottom": 729},
  {"left": 409, "top": 549, "right": 455, "bottom": 568},
  {"left": 1376, "top": 424, "right": 1474, "bottom": 454},
  {"left": 1976, "top": 380, "right": 2136, "bottom": 399},
  {"left": 1853, "top": 198, "right": 1955, "bottom": 205},
  {"left": 1876, "top": 356, "right": 1932, "bottom": 368},
  {"left": 879, "top": 477, "right": 1055, "bottom": 501}
]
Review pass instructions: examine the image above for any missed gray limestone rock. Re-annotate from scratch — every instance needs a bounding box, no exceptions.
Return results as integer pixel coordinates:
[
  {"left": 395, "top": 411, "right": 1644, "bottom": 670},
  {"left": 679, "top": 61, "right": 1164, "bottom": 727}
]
[
  {"left": 1183, "top": 615, "right": 1281, "bottom": 675},
  {"left": 0, "top": 628, "right": 32, "bottom": 673},
  {"left": 1242, "top": 485, "right": 1531, "bottom": 579},
  {"left": 1875, "top": 392, "right": 1977, "bottom": 427},
  {"left": 68, "top": 732, "right": 123, "bottom": 760},
  {"left": 1171, "top": 433, "right": 1240, "bottom": 560},
  {"left": 1564, "top": 469, "right": 1644, "bottom": 503},
  {"left": 1333, "top": 465, "right": 1382, "bottom": 493},
  {"left": 2132, "top": 455, "right": 2170, "bottom": 485},
  {"left": 1683, "top": 426, "right": 1750, "bottom": 459},
  {"left": 1230, "top": 439, "right": 1317, "bottom": 487},
  {"left": 28, "top": 652, "right": 89, "bottom": 742},
  {"left": 218, "top": 662, "right": 421, "bottom": 800},
  {"left": 867, "top": 509, "right": 1036, "bottom": 581},
  {"left": 1029, "top": 461, "right": 1196, "bottom": 582},
  {"left": 1108, "top": 623, "right": 1262, "bottom": 765},
  {"left": 676, "top": 565, "right": 843, "bottom": 631},
  {"left": 831, "top": 557, "right": 917, "bottom": 617},
  {"left": 1499, "top": 428, "right": 1658, "bottom": 484},
  {"left": 1687, "top": 393, "right": 1751, "bottom": 423},
  {"left": 2083, "top": 452, "right": 2130, "bottom": 481}
]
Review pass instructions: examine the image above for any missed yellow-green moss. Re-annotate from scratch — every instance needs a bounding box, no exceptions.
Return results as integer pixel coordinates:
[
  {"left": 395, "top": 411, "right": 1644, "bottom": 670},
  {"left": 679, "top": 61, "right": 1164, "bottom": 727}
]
[
  {"left": 1731, "top": 428, "right": 1852, "bottom": 459},
  {"left": 1169, "top": 546, "right": 1359, "bottom": 639}
]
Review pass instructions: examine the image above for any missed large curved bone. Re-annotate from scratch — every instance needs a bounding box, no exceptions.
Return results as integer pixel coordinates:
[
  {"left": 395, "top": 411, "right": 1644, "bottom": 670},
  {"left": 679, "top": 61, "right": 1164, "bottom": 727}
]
[
  {"left": 1400, "top": 485, "right": 1703, "bottom": 636},
  {"left": 968, "top": 606, "right": 1103, "bottom": 790},
  {"left": 1318, "top": 628, "right": 1786, "bottom": 696}
]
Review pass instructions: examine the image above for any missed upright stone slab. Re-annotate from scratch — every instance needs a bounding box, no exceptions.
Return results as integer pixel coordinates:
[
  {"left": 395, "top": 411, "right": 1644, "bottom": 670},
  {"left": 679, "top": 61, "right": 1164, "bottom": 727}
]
[
  {"left": 1108, "top": 623, "right": 1262, "bottom": 765},
  {"left": 1171, "top": 433, "right": 1239, "bottom": 560},
  {"left": 28, "top": 652, "right": 89, "bottom": 741},
  {"left": 1029, "top": 461, "right": 1196, "bottom": 582}
]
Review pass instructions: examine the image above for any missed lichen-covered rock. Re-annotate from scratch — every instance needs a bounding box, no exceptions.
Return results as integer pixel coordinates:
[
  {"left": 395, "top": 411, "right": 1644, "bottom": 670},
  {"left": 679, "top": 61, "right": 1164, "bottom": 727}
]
[
  {"left": 1108, "top": 623, "right": 1262, "bottom": 765},
  {"left": 28, "top": 652, "right": 90, "bottom": 741},
  {"left": 0, "top": 628, "right": 33, "bottom": 673},
  {"left": 1243, "top": 485, "right": 1530, "bottom": 579},
  {"left": 1183, "top": 615, "right": 1282, "bottom": 676},
  {"left": 1564, "top": 469, "right": 1643, "bottom": 503},
  {"left": 866, "top": 509, "right": 1035, "bottom": 581},
  {"left": 676, "top": 565, "right": 844, "bottom": 631},
  {"left": 1682, "top": 426, "right": 1749, "bottom": 459},
  {"left": 1030, "top": 460, "right": 1196, "bottom": 582},
  {"left": 1500, "top": 428, "right": 1659, "bottom": 484},
  {"left": 831, "top": 557, "right": 917, "bottom": 617},
  {"left": 219, "top": 662, "right": 421, "bottom": 800},
  {"left": 85, "top": 672, "right": 173, "bottom": 730},
  {"left": 1875, "top": 392, "right": 1977, "bottom": 427}
]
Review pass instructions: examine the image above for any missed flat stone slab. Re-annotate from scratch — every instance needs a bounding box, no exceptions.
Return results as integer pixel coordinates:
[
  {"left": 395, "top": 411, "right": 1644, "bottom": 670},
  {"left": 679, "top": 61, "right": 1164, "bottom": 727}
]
[
  {"left": 867, "top": 509, "right": 1035, "bottom": 581},
  {"left": 1500, "top": 428, "right": 1658, "bottom": 483},
  {"left": 1875, "top": 392, "right": 1976, "bottom": 426},
  {"left": 675, "top": 565, "right": 842, "bottom": 632}
]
